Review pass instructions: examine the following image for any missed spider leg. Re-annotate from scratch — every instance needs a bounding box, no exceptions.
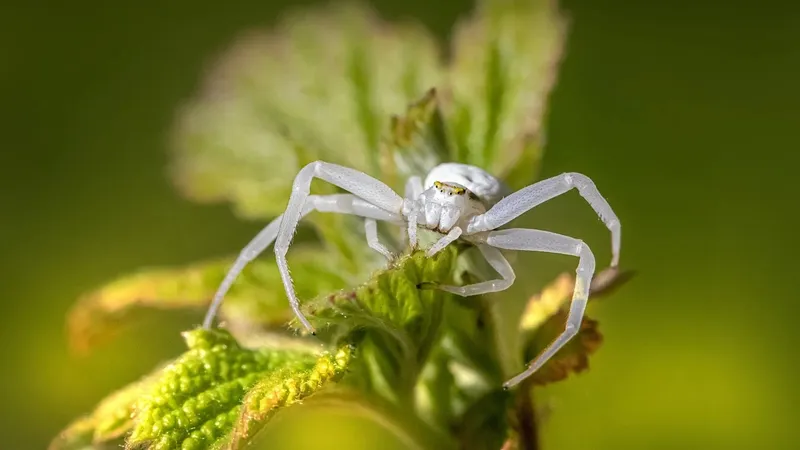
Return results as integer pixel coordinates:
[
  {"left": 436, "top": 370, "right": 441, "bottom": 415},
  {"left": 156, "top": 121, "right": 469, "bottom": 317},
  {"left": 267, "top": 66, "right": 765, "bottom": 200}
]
[
  {"left": 435, "top": 243, "right": 515, "bottom": 295},
  {"left": 426, "top": 226, "right": 463, "bottom": 257},
  {"left": 364, "top": 218, "right": 394, "bottom": 260},
  {"left": 403, "top": 176, "right": 423, "bottom": 249},
  {"left": 484, "top": 228, "right": 596, "bottom": 389},
  {"left": 467, "top": 172, "right": 620, "bottom": 267},
  {"left": 405, "top": 175, "right": 424, "bottom": 199},
  {"left": 403, "top": 175, "right": 424, "bottom": 248},
  {"left": 275, "top": 161, "right": 406, "bottom": 333},
  {"left": 203, "top": 193, "right": 400, "bottom": 329},
  {"left": 406, "top": 205, "right": 419, "bottom": 249}
]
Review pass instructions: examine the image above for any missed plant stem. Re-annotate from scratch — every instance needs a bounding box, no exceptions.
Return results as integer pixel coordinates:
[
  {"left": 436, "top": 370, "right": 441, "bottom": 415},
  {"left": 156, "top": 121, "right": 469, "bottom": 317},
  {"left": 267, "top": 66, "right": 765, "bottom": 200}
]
[{"left": 516, "top": 380, "right": 540, "bottom": 450}]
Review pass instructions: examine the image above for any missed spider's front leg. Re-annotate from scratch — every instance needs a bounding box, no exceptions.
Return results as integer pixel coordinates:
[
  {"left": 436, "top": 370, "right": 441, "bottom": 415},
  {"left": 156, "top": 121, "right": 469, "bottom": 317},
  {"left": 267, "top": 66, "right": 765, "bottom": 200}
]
[
  {"left": 364, "top": 218, "right": 394, "bottom": 260},
  {"left": 468, "top": 172, "right": 621, "bottom": 267},
  {"left": 275, "top": 161, "right": 406, "bottom": 333},
  {"left": 203, "top": 193, "right": 401, "bottom": 329},
  {"left": 403, "top": 175, "right": 423, "bottom": 249}
]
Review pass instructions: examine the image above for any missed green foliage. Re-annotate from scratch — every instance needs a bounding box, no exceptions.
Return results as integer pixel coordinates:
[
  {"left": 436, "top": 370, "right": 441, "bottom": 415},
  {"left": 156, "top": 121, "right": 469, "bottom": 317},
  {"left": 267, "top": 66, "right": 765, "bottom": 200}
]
[
  {"left": 446, "top": 0, "right": 568, "bottom": 188},
  {"left": 67, "top": 247, "right": 347, "bottom": 353},
  {"left": 229, "top": 345, "right": 353, "bottom": 447},
  {"left": 54, "top": 1, "right": 632, "bottom": 449}
]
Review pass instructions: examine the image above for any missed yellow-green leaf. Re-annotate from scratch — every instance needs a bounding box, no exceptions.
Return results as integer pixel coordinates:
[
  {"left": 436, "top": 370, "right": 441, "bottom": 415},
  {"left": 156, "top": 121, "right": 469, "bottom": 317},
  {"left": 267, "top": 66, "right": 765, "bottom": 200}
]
[
  {"left": 518, "top": 273, "right": 575, "bottom": 333},
  {"left": 523, "top": 310, "right": 603, "bottom": 386},
  {"left": 227, "top": 345, "right": 353, "bottom": 448},
  {"left": 125, "top": 328, "right": 336, "bottom": 450},
  {"left": 67, "top": 248, "right": 347, "bottom": 353}
]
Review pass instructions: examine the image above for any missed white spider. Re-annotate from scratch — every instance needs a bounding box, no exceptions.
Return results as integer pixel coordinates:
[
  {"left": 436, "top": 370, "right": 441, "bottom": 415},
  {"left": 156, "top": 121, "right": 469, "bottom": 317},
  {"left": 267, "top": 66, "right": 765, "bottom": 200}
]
[{"left": 203, "top": 161, "right": 620, "bottom": 389}]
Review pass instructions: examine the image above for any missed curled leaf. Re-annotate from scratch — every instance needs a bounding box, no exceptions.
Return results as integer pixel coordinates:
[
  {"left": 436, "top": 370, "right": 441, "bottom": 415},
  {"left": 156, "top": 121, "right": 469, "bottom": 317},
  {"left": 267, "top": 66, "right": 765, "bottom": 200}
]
[
  {"left": 126, "top": 328, "right": 334, "bottom": 450},
  {"left": 517, "top": 267, "right": 632, "bottom": 386},
  {"left": 67, "top": 248, "right": 347, "bottom": 353},
  {"left": 522, "top": 310, "right": 603, "bottom": 386},
  {"left": 228, "top": 345, "right": 353, "bottom": 448}
]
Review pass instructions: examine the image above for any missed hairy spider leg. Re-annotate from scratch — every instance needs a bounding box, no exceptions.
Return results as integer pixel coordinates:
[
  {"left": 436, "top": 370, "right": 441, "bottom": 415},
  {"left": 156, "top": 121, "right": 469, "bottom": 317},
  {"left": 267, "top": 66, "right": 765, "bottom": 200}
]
[
  {"left": 203, "top": 193, "right": 400, "bottom": 329},
  {"left": 364, "top": 218, "right": 394, "bottom": 260},
  {"left": 275, "top": 161, "right": 406, "bottom": 333},
  {"left": 467, "top": 172, "right": 620, "bottom": 267}
]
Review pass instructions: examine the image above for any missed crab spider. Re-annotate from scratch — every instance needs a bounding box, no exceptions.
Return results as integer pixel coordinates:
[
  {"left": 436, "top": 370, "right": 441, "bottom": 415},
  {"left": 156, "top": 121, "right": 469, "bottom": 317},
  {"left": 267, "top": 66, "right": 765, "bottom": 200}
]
[{"left": 203, "top": 161, "right": 621, "bottom": 389}]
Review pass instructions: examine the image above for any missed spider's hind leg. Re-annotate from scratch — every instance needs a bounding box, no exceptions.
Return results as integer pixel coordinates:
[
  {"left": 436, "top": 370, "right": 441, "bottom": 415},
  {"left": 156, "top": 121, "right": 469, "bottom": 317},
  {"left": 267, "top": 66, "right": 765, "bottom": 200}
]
[
  {"left": 484, "top": 228, "right": 596, "bottom": 389},
  {"left": 274, "top": 161, "right": 406, "bottom": 333}
]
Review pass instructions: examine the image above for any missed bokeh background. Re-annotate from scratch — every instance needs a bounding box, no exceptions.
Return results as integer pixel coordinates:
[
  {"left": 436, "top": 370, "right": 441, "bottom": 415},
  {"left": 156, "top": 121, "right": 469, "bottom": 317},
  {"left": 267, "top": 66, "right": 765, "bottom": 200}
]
[{"left": 2, "top": 0, "right": 799, "bottom": 449}]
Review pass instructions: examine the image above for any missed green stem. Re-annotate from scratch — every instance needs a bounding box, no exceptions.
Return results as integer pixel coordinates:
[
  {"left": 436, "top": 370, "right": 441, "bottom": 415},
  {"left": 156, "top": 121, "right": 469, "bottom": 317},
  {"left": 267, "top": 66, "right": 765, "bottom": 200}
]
[{"left": 515, "top": 380, "right": 540, "bottom": 450}]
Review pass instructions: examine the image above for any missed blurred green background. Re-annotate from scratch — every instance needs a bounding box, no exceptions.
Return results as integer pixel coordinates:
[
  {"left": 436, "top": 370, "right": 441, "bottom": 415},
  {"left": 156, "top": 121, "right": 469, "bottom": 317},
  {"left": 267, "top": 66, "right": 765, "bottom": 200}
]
[{"left": 2, "top": 0, "right": 798, "bottom": 449}]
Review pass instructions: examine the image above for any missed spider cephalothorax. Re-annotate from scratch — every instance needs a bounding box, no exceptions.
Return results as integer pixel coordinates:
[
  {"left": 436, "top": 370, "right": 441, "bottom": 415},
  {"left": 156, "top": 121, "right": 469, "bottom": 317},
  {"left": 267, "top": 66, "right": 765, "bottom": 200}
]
[
  {"left": 417, "top": 181, "right": 486, "bottom": 234},
  {"left": 203, "top": 161, "right": 621, "bottom": 388}
]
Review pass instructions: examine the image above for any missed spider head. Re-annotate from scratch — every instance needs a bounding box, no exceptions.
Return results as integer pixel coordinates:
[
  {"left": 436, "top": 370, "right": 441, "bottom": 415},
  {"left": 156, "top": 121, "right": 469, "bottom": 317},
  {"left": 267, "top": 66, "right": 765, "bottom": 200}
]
[
  {"left": 423, "top": 162, "right": 509, "bottom": 206},
  {"left": 418, "top": 181, "right": 486, "bottom": 233}
]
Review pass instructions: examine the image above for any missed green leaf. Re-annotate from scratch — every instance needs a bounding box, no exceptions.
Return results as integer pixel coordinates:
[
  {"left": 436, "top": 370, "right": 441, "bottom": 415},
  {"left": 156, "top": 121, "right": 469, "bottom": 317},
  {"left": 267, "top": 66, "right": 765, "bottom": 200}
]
[
  {"left": 446, "top": 0, "right": 569, "bottom": 188},
  {"left": 169, "top": 2, "right": 447, "bottom": 276},
  {"left": 299, "top": 246, "right": 460, "bottom": 403},
  {"left": 227, "top": 345, "right": 353, "bottom": 448},
  {"left": 67, "top": 248, "right": 347, "bottom": 353},
  {"left": 125, "top": 328, "right": 346, "bottom": 450},
  {"left": 170, "top": 1, "right": 444, "bottom": 220},
  {"left": 413, "top": 267, "right": 506, "bottom": 436}
]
